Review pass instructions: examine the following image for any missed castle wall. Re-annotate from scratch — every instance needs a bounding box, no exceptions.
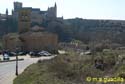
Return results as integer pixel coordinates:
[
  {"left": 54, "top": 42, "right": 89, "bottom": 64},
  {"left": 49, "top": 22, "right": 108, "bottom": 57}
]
[
  {"left": 20, "top": 32, "right": 58, "bottom": 51},
  {"left": 31, "top": 11, "right": 43, "bottom": 24},
  {"left": 3, "top": 34, "right": 21, "bottom": 52},
  {"left": 3, "top": 32, "right": 58, "bottom": 52}
]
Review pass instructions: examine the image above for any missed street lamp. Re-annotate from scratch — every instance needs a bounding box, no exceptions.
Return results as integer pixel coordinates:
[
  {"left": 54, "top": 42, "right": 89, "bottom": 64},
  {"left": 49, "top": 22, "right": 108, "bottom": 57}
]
[{"left": 15, "top": 47, "right": 19, "bottom": 76}]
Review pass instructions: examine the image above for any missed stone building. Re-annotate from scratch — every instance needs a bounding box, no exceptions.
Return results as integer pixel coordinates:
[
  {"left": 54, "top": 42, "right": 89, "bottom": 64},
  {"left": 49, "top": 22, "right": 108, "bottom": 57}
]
[
  {"left": 3, "top": 8, "right": 58, "bottom": 52},
  {"left": 3, "top": 31, "right": 58, "bottom": 52},
  {"left": 18, "top": 8, "right": 31, "bottom": 33},
  {"left": 3, "top": 33, "right": 21, "bottom": 51},
  {"left": 19, "top": 32, "right": 58, "bottom": 51},
  {"left": 0, "top": 1, "right": 59, "bottom": 23},
  {"left": 12, "top": 1, "right": 57, "bottom": 23}
]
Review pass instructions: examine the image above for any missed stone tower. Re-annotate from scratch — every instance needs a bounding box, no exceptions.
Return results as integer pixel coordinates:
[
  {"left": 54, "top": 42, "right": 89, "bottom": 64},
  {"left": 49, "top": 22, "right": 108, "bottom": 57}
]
[
  {"left": 18, "top": 9, "right": 31, "bottom": 33},
  {"left": 13, "top": 2, "right": 23, "bottom": 20},
  {"left": 6, "top": 8, "right": 8, "bottom": 16},
  {"left": 14, "top": 2, "right": 22, "bottom": 11},
  {"left": 47, "top": 2, "right": 57, "bottom": 19},
  {"left": 54, "top": 2, "right": 57, "bottom": 17}
]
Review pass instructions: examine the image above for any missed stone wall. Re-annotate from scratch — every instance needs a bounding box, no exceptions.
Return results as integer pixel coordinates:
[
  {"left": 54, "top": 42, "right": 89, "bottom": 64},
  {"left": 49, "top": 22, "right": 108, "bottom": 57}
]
[
  {"left": 31, "top": 11, "right": 43, "bottom": 24},
  {"left": 20, "top": 32, "right": 58, "bottom": 51},
  {"left": 3, "top": 32, "right": 58, "bottom": 52},
  {"left": 3, "top": 33, "right": 21, "bottom": 51}
]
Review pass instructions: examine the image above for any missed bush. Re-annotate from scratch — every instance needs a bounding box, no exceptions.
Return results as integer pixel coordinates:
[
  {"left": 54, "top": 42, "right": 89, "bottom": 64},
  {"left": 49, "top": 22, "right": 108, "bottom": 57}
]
[
  {"left": 104, "top": 54, "right": 117, "bottom": 69},
  {"left": 113, "top": 65, "right": 125, "bottom": 81},
  {"left": 48, "top": 53, "right": 104, "bottom": 83},
  {"left": 15, "top": 51, "right": 121, "bottom": 84},
  {"left": 118, "top": 72, "right": 125, "bottom": 78},
  {"left": 37, "top": 59, "right": 42, "bottom": 63},
  {"left": 48, "top": 55, "right": 74, "bottom": 79}
]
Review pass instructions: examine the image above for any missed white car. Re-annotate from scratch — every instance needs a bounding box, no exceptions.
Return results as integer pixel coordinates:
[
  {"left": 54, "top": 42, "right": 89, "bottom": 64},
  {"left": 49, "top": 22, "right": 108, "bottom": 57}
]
[
  {"left": 38, "top": 51, "right": 51, "bottom": 56},
  {"left": 3, "top": 53, "right": 10, "bottom": 60}
]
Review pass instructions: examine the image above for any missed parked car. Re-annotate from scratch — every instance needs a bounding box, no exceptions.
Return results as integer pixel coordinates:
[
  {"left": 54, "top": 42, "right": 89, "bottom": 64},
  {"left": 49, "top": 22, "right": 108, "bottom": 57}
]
[
  {"left": 8, "top": 52, "right": 17, "bottom": 56},
  {"left": 37, "top": 52, "right": 45, "bottom": 56},
  {"left": 29, "top": 51, "right": 34, "bottom": 56},
  {"left": 18, "top": 51, "right": 27, "bottom": 55},
  {"left": 29, "top": 51, "right": 41, "bottom": 57},
  {"left": 29, "top": 51, "right": 51, "bottom": 57},
  {"left": 3, "top": 53, "right": 10, "bottom": 60},
  {"left": 38, "top": 51, "right": 51, "bottom": 56}
]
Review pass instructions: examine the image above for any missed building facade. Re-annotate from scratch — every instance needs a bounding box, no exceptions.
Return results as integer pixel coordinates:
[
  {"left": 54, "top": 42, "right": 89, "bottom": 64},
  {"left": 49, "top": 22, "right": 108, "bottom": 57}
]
[
  {"left": 18, "top": 8, "right": 31, "bottom": 33},
  {"left": 12, "top": 2, "right": 57, "bottom": 23},
  {"left": 3, "top": 8, "right": 58, "bottom": 52},
  {"left": 19, "top": 32, "right": 58, "bottom": 51},
  {"left": 0, "top": 1, "right": 57, "bottom": 23}
]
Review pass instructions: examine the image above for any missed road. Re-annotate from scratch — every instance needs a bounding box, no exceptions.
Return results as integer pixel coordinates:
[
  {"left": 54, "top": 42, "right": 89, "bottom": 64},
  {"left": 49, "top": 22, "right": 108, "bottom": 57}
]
[{"left": 0, "top": 56, "right": 55, "bottom": 84}]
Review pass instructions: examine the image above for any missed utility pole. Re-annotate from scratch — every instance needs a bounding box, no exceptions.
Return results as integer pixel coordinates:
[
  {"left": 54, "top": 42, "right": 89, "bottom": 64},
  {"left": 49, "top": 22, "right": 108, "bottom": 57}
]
[{"left": 15, "top": 47, "right": 19, "bottom": 76}]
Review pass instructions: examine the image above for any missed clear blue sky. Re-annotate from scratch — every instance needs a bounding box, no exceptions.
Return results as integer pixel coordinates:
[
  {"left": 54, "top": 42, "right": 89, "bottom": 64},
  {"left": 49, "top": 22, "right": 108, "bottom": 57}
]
[{"left": 0, "top": 0, "right": 125, "bottom": 20}]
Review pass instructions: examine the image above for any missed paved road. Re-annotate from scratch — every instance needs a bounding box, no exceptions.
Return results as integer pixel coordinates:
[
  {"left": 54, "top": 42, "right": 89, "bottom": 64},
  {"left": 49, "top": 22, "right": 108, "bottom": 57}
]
[{"left": 0, "top": 56, "right": 55, "bottom": 84}]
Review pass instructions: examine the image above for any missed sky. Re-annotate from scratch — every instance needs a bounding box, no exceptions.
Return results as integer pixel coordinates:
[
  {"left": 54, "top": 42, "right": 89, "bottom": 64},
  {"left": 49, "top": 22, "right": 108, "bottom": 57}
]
[{"left": 0, "top": 0, "right": 125, "bottom": 20}]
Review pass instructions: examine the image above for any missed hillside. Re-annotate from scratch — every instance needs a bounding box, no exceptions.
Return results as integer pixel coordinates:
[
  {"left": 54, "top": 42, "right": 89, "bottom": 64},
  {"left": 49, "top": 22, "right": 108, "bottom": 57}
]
[
  {"left": 1, "top": 18, "right": 125, "bottom": 44},
  {"left": 41, "top": 18, "right": 125, "bottom": 44},
  {"left": 63, "top": 18, "right": 125, "bottom": 43},
  {"left": 14, "top": 50, "right": 125, "bottom": 84}
]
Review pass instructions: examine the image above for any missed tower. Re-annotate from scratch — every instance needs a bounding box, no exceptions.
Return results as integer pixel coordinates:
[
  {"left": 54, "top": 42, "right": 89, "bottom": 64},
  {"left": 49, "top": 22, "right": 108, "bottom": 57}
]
[
  {"left": 14, "top": 2, "right": 22, "bottom": 11},
  {"left": 47, "top": 2, "right": 57, "bottom": 19},
  {"left": 13, "top": 2, "right": 23, "bottom": 20},
  {"left": 6, "top": 8, "right": 8, "bottom": 16},
  {"left": 54, "top": 2, "right": 57, "bottom": 17},
  {"left": 18, "top": 9, "right": 31, "bottom": 33}
]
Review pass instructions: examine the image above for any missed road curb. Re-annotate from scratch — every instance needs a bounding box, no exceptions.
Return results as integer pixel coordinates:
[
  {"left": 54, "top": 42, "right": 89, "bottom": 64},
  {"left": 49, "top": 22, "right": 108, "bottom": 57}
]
[{"left": 0, "top": 59, "right": 24, "bottom": 63}]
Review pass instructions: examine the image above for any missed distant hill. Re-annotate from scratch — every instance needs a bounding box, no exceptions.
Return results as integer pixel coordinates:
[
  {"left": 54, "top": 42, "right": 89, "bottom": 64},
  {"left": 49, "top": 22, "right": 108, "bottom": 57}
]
[
  {"left": 1, "top": 18, "right": 125, "bottom": 44},
  {"left": 64, "top": 18, "right": 125, "bottom": 31},
  {"left": 62, "top": 18, "right": 125, "bottom": 44}
]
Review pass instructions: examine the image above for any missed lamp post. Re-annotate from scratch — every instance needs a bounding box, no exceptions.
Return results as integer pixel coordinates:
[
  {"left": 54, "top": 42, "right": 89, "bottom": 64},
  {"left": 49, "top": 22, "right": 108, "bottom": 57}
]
[{"left": 15, "top": 47, "right": 19, "bottom": 76}]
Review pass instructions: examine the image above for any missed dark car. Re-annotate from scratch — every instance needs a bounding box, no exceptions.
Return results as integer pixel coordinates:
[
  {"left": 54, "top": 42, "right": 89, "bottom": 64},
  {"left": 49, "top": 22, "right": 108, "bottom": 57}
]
[
  {"left": 29, "top": 51, "right": 51, "bottom": 57},
  {"left": 18, "top": 51, "right": 27, "bottom": 55},
  {"left": 29, "top": 51, "right": 35, "bottom": 56},
  {"left": 29, "top": 51, "right": 41, "bottom": 57},
  {"left": 8, "top": 52, "right": 17, "bottom": 56}
]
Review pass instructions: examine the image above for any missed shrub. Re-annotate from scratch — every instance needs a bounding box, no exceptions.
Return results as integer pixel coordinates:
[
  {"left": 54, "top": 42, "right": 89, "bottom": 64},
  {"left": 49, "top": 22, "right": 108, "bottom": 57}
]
[
  {"left": 118, "top": 72, "right": 125, "bottom": 78},
  {"left": 113, "top": 65, "right": 125, "bottom": 82},
  {"left": 47, "top": 53, "right": 104, "bottom": 83},
  {"left": 37, "top": 59, "right": 42, "bottom": 63}
]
